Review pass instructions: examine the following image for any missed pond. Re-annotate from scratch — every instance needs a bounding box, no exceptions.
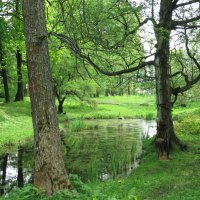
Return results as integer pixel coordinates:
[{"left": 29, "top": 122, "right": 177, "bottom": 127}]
[{"left": 0, "top": 119, "right": 156, "bottom": 195}]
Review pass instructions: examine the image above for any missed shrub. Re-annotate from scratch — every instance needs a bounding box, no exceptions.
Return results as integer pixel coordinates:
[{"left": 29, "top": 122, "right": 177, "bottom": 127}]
[
  {"left": 175, "top": 117, "right": 200, "bottom": 135},
  {"left": 69, "top": 119, "right": 85, "bottom": 132},
  {"left": 144, "top": 112, "right": 154, "bottom": 120}
]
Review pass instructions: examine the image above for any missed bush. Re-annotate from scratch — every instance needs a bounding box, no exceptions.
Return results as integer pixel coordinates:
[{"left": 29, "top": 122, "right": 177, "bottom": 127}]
[
  {"left": 144, "top": 112, "right": 154, "bottom": 120},
  {"left": 1, "top": 185, "right": 46, "bottom": 200},
  {"left": 175, "top": 117, "right": 200, "bottom": 135},
  {"left": 1, "top": 175, "right": 92, "bottom": 200},
  {"left": 69, "top": 119, "right": 85, "bottom": 132}
]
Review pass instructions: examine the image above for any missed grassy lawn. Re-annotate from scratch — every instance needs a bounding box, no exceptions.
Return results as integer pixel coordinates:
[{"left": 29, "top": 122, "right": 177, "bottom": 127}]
[
  {"left": 90, "top": 134, "right": 200, "bottom": 200},
  {"left": 60, "top": 95, "right": 156, "bottom": 120},
  {"left": 1, "top": 95, "right": 200, "bottom": 148},
  {"left": 0, "top": 99, "right": 32, "bottom": 150}
]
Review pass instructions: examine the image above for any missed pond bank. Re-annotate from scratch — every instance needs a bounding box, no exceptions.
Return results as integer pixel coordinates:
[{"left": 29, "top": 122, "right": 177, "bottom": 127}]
[
  {"left": 1, "top": 97, "right": 200, "bottom": 199},
  {"left": 0, "top": 119, "right": 155, "bottom": 194},
  {"left": 1, "top": 134, "right": 200, "bottom": 200},
  {"left": 90, "top": 133, "right": 200, "bottom": 200},
  {"left": 1, "top": 96, "right": 200, "bottom": 148}
]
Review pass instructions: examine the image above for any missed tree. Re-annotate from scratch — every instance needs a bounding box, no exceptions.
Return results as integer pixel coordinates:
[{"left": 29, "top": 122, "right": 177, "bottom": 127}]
[
  {"left": 51, "top": 0, "right": 200, "bottom": 157},
  {"left": 22, "top": 0, "right": 70, "bottom": 195},
  {"left": 0, "top": 18, "right": 10, "bottom": 103},
  {"left": 0, "top": 0, "right": 26, "bottom": 102},
  {"left": 14, "top": 0, "right": 24, "bottom": 101},
  {"left": 153, "top": 0, "right": 200, "bottom": 154},
  {"left": 15, "top": 47, "right": 23, "bottom": 101}
]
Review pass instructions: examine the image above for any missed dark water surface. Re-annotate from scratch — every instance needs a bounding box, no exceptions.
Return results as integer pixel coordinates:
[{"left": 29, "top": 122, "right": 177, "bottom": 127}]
[{"left": 0, "top": 119, "right": 156, "bottom": 194}]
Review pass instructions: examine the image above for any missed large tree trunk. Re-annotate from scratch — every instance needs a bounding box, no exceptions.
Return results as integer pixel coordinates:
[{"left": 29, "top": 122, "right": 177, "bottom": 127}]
[
  {"left": 22, "top": 0, "right": 70, "bottom": 195},
  {"left": 15, "top": 48, "right": 24, "bottom": 101},
  {"left": 154, "top": 0, "right": 174, "bottom": 158}
]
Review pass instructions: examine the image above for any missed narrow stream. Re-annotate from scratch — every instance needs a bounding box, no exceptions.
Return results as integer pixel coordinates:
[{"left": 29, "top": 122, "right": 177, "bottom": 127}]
[{"left": 0, "top": 119, "right": 156, "bottom": 195}]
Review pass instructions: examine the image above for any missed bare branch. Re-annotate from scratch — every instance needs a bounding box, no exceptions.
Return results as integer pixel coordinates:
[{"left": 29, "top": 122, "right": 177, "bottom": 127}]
[
  {"left": 128, "top": 17, "right": 156, "bottom": 35},
  {"left": 80, "top": 53, "right": 154, "bottom": 76},
  {"left": 172, "top": 15, "right": 200, "bottom": 28},
  {"left": 174, "top": 0, "right": 200, "bottom": 9},
  {"left": 184, "top": 29, "right": 200, "bottom": 70},
  {"left": 171, "top": 29, "right": 200, "bottom": 96}
]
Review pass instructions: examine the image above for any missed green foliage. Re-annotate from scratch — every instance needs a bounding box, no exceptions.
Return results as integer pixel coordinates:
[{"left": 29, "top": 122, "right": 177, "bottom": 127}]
[
  {"left": 69, "top": 119, "right": 85, "bottom": 132},
  {"left": 175, "top": 117, "right": 200, "bottom": 135},
  {"left": 89, "top": 133, "right": 200, "bottom": 200},
  {"left": 1, "top": 95, "right": 200, "bottom": 148},
  {"left": 0, "top": 98, "right": 33, "bottom": 148},
  {"left": 144, "top": 112, "right": 155, "bottom": 120},
  {"left": 1, "top": 175, "right": 92, "bottom": 200},
  {"left": 0, "top": 185, "right": 46, "bottom": 200}
]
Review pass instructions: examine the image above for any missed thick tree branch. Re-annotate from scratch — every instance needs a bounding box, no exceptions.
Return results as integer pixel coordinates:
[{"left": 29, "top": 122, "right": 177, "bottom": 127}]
[
  {"left": 80, "top": 53, "right": 154, "bottom": 76},
  {"left": 174, "top": 0, "right": 200, "bottom": 9},
  {"left": 172, "top": 74, "right": 200, "bottom": 95},
  {"left": 172, "top": 15, "right": 200, "bottom": 28},
  {"left": 51, "top": 32, "right": 154, "bottom": 76},
  {"left": 174, "top": 24, "right": 200, "bottom": 29}
]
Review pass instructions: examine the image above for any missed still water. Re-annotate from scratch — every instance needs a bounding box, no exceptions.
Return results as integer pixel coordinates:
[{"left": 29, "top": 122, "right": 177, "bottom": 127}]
[{"left": 0, "top": 119, "right": 156, "bottom": 194}]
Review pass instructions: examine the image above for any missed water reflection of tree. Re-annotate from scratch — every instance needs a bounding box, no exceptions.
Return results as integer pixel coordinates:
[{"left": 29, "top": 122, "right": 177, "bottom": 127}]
[
  {"left": 0, "top": 154, "right": 8, "bottom": 195},
  {"left": 65, "top": 120, "right": 142, "bottom": 181},
  {"left": 0, "top": 145, "right": 33, "bottom": 196},
  {"left": 17, "top": 146, "right": 24, "bottom": 188}
]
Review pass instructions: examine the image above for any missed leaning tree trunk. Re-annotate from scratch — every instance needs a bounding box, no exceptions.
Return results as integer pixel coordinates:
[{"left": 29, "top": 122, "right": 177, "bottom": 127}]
[
  {"left": 22, "top": 0, "right": 70, "bottom": 195},
  {"left": 154, "top": 0, "right": 175, "bottom": 158},
  {"left": 15, "top": 48, "right": 24, "bottom": 102}
]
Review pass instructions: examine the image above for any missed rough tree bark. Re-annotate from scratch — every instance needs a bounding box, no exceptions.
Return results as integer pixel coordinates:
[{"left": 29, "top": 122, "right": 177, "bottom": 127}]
[
  {"left": 15, "top": 48, "right": 24, "bottom": 101},
  {"left": 22, "top": 0, "right": 70, "bottom": 195},
  {"left": 154, "top": 0, "right": 180, "bottom": 157}
]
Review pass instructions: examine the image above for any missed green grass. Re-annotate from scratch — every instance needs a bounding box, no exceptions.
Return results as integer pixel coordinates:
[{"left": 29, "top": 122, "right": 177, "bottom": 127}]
[
  {"left": 1, "top": 134, "right": 200, "bottom": 200},
  {"left": 60, "top": 95, "right": 156, "bottom": 120},
  {"left": 1, "top": 95, "right": 200, "bottom": 148},
  {"left": 0, "top": 98, "right": 33, "bottom": 150},
  {"left": 1, "top": 96, "right": 200, "bottom": 199},
  {"left": 89, "top": 134, "right": 200, "bottom": 199}
]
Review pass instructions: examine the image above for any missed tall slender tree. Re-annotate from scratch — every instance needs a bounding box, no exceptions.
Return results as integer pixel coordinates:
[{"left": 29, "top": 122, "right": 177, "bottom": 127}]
[
  {"left": 0, "top": 47, "right": 10, "bottom": 103},
  {"left": 22, "top": 0, "right": 70, "bottom": 195},
  {"left": 15, "top": 47, "right": 24, "bottom": 101}
]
